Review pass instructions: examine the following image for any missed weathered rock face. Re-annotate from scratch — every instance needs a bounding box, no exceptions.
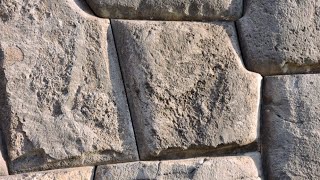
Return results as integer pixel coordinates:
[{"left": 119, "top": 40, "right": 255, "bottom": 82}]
[
  {"left": 0, "top": 0, "right": 138, "bottom": 173},
  {"left": 86, "top": 0, "right": 242, "bottom": 21},
  {"left": 0, "top": 166, "right": 94, "bottom": 180},
  {"left": 237, "top": 0, "right": 320, "bottom": 75},
  {"left": 263, "top": 75, "right": 320, "bottom": 179},
  {"left": 95, "top": 153, "right": 262, "bottom": 180},
  {"left": 112, "top": 20, "right": 262, "bottom": 160}
]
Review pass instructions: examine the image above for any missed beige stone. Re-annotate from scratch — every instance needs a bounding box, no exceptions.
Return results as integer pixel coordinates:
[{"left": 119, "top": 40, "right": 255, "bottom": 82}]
[
  {"left": 263, "top": 74, "right": 320, "bottom": 179},
  {"left": 0, "top": 0, "right": 138, "bottom": 173},
  {"left": 86, "top": 0, "right": 242, "bottom": 21},
  {"left": 112, "top": 20, "right": 262, "bottom": 159},
  {"left": 95, "top": 153, "right": 263, "bottom": 180},
  {"left": 0, "top": 166, "right": 94, "bottom": 180}
]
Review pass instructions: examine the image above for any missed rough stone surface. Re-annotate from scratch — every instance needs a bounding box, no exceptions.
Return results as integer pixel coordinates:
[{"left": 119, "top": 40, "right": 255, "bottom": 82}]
[
  {"left": 0, "top": 0, "right": 138, "bottom": 173},
  {"left": 237, "top": 0, "right": 320, "bottom": 75},
  {"left": 86, "top": 0, "right": 242, "bottom": 21},
  {"left": 0, "top": 166, "right": 94, "bottom": 180},
  {"left": 263, "top": 75, "right": 320, "bottom": 179},
  {"left": 112, "top": 20, "right": 262, "bottom": 160},
  {"left": 95, "top": 153, "right": 263, "bottom": 180}
]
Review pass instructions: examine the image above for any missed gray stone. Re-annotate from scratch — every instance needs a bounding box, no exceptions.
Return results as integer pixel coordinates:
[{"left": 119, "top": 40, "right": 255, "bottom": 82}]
[
  {"left": 0, "top": 166, "right": 94, "bottom": 180},
  {"left": 95, "top": 153, "right": 263, "bottom": 180},
  {"left": 112, "top": 20, "right": 262, "bottom": 160},
  {"left": 0, "top": 0, "right": 138, "bottom": 173},
  {"left": 86, "top": 0, "right": 242, "bottom": 21},
  {"left": 263, "top": 74, "right": 320, "bottom": 179},
  {"left": 237, "top": 0, "right": 320, "bottom": 75}
]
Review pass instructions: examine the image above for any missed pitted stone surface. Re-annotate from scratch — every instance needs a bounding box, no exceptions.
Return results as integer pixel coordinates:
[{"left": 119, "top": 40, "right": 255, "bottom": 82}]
[
  {"left": 112, "top": 20, "right": 262, "bottom": 160},
  {"left": 0, "top": 0, "right": 138, "bottom": 173},
  {"left": 237, "top": 0, "right": 320, "bottom": 75},
  {"left": 86, "top": 0, "right": 242, "bottom": 21},
  {"left": 0, "top": 166, "right": 94, "bottom": 180},
  {"left": 263, "top": 75, "right": 320, "bottom": 179},
  {"left": 95, "top": 153, "right": 263, "bottom": 180}
]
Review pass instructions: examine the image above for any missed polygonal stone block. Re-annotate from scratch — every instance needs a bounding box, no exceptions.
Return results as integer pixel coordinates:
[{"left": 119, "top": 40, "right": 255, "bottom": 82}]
[
  {"left": 263, "top": 74, "right": 320, "bottom": 179},
  {"left": 112, "top": 20, "right": 262, "bottom": 160},
  {"left": 0, "top": 0, "right": 138, "bottom": 173}
]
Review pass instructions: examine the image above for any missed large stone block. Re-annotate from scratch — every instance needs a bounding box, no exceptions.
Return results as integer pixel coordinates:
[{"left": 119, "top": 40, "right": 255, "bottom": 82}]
[
  {"left": 86, "top": 0, "right": 242, "bottom": 21},
  {"left": 112, "top": 20, "right": 262, "bottom": 160},
  {"left": 237, "top": 0, "right": 320, "bottom": 75},
  {"left": 0, "top": 166, "right": 94, "bottom": 180},
  {"left": 263, "top": 75, "right": 320, "bottom": 179},
  {"left": 95, "top": 153, "right": 263, "bottom": 180},
  {"left": 0, "top": 0, "right": 138, "bottom": 173}
]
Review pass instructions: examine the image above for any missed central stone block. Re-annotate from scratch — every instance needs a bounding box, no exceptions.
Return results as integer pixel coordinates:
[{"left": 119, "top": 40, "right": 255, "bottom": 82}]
[{"left": 112, "top": 20, "right": 262, "bottom": 160}]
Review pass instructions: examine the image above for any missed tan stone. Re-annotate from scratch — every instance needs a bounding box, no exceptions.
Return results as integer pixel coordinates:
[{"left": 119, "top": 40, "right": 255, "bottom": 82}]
[
  {"left": 95, "top": 153, "right": 263, "bottom": 180},
  {"left": 112, "top": 20, "right": 262, "bottom": 159},
  {"left": 0, "top": 166, "right": 94, "bottom": 180},
  {"left": 0, "top": 0, "right": 138, "bottom": 173}
]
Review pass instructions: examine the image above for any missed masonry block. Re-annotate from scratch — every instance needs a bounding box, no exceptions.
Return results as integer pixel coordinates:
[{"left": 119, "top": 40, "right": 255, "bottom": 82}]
[
  {"left": 263, "top": 74, "right": 320, "bottom": 179},
  {"left": 95, "top": 153, "right": 262, "bottom": 180},
  {"left": 0, "top": 0, "right": 138, "bottom": 173},
  {"left": 0, "top": 166, "right": 94, "bottom": 180},
  {"left": 237, "top": 0, "right": 320, "bottom": 75},
  {"left": 86, "top": 0, "right": 242, "bottom": 21},
  {"left": 112, "top": 20, "right": 262, "bottom": 160}
]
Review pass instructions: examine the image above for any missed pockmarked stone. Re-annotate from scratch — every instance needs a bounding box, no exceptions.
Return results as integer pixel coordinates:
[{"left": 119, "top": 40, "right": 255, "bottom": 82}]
[
  {"left": 0, "top": 166, "right": 94, "bottom": 180},
  {"left": 112, "top": 20, "right": 262, "bottom": 160},
  {"left": 263, "top": 75, "right": 320, "bottom": 179},
  {"left": 86, "top": 0, "right": 242, "bottom": 21},
  {"left": 237, "top": 0, "right": 320, "bottom": 75},
  {"left": 0, "top": 0, "right": 138, "bottom": 173},
  {"left": 95, "top": 153, "right": 263, "bottom": 180}
]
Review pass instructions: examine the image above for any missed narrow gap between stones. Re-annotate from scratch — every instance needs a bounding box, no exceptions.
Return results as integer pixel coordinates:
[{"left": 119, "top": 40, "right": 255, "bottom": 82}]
[
  {"left": 234, "top": 20, "right": 266, "bottom": 180},
  {"left": 234, "top": 21, "right": 250, "bottom": 71},
  {"left": 92, "top": 166, "right": 97, "bottom": 180},
  {"left": 0, "top": 50, "right": 11, "bottom": 175},
  {"left": 109, "top": 20, "right": 141, "bottom": 160},
  {"left": 260, "top": 79, "right": 268, "bottom": 180},
  {"left": 73, "top": 0, "right": 98, "bottom": 17}
]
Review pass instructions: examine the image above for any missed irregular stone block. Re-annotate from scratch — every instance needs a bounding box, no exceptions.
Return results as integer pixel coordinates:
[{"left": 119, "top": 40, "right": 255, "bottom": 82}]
[
  {"left": 112, "top": 20, "right": 262, "bottom": 160},
  {"left": 95, "top": 153, "right": 263, "bottom": 180},
  {"left": 237, "top": 0, "right": 320, "bottom": 75},
  {"left": 86, "top": 0, "right": 242, "bottom": 21},
  {"left": 263, "top": 75, "right": 320, "bottom": 179},
  {"left": 0, "top": 0, "right": 138, "bottom": 173},
  {"left": 0, "top": 166, "right": 94, "bottom": 180}
]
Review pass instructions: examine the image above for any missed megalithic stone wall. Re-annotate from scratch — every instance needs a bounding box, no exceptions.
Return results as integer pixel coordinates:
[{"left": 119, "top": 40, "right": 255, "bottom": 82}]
[{"left": 0, "top": 0, "right": 318, "bottom": 179}]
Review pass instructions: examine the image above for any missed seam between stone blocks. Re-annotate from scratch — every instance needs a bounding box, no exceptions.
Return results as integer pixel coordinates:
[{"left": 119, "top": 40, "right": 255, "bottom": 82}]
[
  {"left": 109, "top": 20, "right": 141, "bottom": 161},
  {"left": 92, "top": 166, "right": 97, "bottom": 180},
  {"left": 234, "top": 19, "right": 265, "bottom": 179}
]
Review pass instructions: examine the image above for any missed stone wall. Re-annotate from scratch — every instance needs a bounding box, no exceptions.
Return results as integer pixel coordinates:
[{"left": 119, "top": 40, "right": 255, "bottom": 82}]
[{"left": 0, "top": 0, "right": 318, "bottom": 179}]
